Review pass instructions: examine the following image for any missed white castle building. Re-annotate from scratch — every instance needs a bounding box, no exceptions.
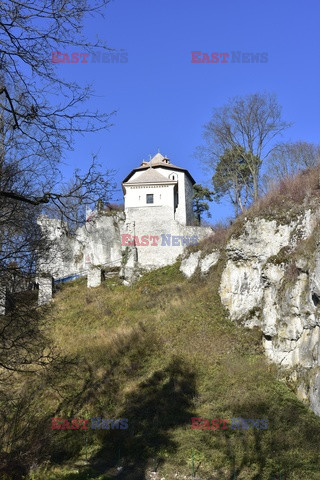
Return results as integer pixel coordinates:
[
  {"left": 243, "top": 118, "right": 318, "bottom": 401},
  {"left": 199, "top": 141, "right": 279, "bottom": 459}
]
[
  {"left": 123, "top": 152, "right": 194, "bottom": 226},
  {"left": 35, "top": 152, "right": 213, "bottom": 299}
]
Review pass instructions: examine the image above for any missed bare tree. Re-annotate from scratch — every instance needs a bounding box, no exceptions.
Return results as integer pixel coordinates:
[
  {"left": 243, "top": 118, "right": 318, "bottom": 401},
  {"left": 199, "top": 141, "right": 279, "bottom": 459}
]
[
  {"left": 199, "top": 92, "right": 291, "bottom": 202},
  {"left": 0, "top": 0, "right": 116, "bottom": 429},
  {"left": 0, "top": 0, "right": 117, "bottom": 281},
  {"left": 0, "top": 3, "right": 121, "bottom": 477},
  {"left": 263, "top": 141, "right": 320, "bottom": 191},
  {"left": 0, "top": 1, "right": 112, "bottom": 154},
  {"left": 0, "top": 0, "right": 116, "bottom": 204}
]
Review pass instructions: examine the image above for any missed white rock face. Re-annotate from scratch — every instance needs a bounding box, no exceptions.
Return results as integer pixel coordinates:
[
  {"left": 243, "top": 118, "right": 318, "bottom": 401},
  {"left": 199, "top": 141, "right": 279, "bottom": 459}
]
[
  {"left": 37, "top": 214, "right": 124, "bottom": 280},
  {"left": 180, "top": 250, "right": 220, "bottom": 278},
  {"left": 220, "top": 213, "right": 316, "bottom": 321},
  {"left": 220, "top": 260, "right": 264, "bottom": 321},
  {"left": 226, "top": 218, "right": 294, "bottom": 262},
  {"left": 180, "top": 251, "right": 202, "bottom": 278},
  {"left": 309, "top": 371, "right": 320, "bottom": 415},
  {"left": 200, "top": 251, "right": 220, "bottom": 275},
  {"left": 218, "top": 209, "right": 320, "bottom": 415},
  {"left": 220, "top": 218, "right": 296, "bottom": 319}
]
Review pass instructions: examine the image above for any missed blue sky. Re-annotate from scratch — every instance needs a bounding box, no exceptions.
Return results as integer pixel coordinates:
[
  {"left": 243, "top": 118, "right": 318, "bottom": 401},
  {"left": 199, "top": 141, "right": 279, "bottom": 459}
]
[{"left": 56, "top": 0, "right": 320, "bottom": 223}]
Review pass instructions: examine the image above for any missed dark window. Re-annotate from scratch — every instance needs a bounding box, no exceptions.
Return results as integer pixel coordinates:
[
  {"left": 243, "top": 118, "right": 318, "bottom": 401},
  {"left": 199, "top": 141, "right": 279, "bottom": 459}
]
[{"left": 146, "top": 194, "right": 154, "bottom": 204}]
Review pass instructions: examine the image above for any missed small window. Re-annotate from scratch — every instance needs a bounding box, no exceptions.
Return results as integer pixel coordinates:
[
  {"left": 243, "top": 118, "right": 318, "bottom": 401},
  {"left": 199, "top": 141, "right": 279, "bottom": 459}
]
[{"left": 146, "top": 194, "right": 154, "bottom": 204}]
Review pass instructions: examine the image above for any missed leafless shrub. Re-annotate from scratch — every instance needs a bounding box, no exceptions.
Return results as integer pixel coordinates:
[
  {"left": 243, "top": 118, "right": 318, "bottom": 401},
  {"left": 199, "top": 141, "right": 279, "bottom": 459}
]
[{"left": 250, "top": 165, "right": 320, "bottom": 217}]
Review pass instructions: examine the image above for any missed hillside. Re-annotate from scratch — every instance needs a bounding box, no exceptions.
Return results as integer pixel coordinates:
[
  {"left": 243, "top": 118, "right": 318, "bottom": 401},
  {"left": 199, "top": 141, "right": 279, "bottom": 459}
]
[
  {"left": 18, "top": 252, "right": 320, "bottom": 480},
  {"left": 4, "top": 166, "right": 320, "bottom": 480}
]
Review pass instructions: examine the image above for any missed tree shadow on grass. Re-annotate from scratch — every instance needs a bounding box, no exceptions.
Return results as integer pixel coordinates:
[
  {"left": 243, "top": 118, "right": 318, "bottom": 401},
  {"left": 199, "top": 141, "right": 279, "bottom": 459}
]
[
  {"left": 214, "top": 390, "right": 320, "bottom": 480},
  {"left": 91, "top": 356, "right": 196, "bottom": 480}
]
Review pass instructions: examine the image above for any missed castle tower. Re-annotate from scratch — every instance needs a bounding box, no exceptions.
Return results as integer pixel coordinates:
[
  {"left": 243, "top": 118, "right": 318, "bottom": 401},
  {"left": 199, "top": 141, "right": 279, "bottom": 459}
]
[{"left": 122, "top": 152, "right": 195, "bottom": 226}]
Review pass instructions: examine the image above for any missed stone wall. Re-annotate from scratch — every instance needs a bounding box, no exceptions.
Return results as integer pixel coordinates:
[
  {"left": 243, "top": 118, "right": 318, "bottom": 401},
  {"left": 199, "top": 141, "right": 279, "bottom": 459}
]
[
  {"left": 38, "top": 210, "right": 213, "bottom": 285},
  {"left": 185, "top": 175, "right": 195, "bottom": 226},
  {"left": 38, "top": 275, "right": 53, "bottom": 306},
  {"left": 123, "top": 206, "right": 212, "bottom": 270},
  {"left": 0, "top": 285, "right": 6, "bottom": 315},
  {"left": 87, "top": 267, "right": 102, "bottom": 288},
  {"left": 173, "top": 170, "right": 187, "bottom": 225}
]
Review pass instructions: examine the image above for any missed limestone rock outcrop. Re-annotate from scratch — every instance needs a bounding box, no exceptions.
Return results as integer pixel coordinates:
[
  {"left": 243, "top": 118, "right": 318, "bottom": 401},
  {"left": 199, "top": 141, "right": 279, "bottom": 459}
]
[
  {"left": 180, "top": 251, "right": 220, "bottom": 278},
  {"left": 181, "top": 207, "right": 320, "bottom": 415}
]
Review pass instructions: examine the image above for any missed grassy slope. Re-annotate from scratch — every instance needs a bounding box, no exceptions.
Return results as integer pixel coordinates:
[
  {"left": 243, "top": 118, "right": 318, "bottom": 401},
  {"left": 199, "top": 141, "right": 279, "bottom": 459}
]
[{"left": 26, "top": 255, "right": 320, "bottom": 480}]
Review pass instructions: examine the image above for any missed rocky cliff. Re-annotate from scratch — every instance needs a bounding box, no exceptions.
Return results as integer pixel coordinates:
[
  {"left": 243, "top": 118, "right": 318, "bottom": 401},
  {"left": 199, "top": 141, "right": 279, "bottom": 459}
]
[{"left": 180, "top": 186, "right": 320, "bottom": 416}]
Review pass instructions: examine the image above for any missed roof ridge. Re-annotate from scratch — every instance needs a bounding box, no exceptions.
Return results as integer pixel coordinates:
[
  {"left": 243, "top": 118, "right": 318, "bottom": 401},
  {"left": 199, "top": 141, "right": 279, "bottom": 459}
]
[{"left": 126, "top": 168, "right": 174, "bottom": 184}]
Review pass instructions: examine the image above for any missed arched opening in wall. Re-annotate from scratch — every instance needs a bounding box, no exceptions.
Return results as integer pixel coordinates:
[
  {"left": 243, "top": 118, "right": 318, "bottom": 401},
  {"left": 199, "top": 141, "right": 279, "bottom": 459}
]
[
  {"left": 263, "top": 334, "right": 272, "bottom": 341},
  {"left": 312, "top": 292, "right": 320, "bottom": 307}
]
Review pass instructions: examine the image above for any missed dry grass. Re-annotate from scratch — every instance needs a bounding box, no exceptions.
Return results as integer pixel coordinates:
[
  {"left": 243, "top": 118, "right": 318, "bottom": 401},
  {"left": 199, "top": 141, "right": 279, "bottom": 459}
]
[
  {"left": 249, "top": 165, "right": 320, "bottom": 219},
  {"left": 192, "top": 165, "right": 320, "bottom": 258},
  {"left": 189, "top": 220, "right": 233, "bottom": 254}
]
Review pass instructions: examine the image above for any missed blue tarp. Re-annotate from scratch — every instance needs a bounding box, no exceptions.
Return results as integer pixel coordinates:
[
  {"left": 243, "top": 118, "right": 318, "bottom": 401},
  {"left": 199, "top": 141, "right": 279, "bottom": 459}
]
[{"left": 54, "top": 273, "right": 85, "bottom": 284}]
